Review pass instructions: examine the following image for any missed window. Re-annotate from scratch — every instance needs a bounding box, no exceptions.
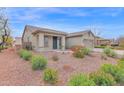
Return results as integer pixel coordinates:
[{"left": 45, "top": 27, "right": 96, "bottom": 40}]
[{"left": 44, "top": 36, "right": 49, "bottom": 47}]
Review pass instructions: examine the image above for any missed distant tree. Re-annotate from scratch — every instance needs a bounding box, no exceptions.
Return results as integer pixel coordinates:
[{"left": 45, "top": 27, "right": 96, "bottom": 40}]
[
  {"left": 90, "top": 25, "right": 102, "bottom": 46},
  {"left": 0, "top": 8, "right": 11, "bottom": 49}
]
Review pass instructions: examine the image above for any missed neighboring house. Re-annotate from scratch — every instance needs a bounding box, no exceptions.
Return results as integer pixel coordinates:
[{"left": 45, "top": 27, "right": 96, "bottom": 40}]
[
  {"left": 15, "top": 37, "right": 22, "bottom": 45},
  {"left": 95, "top": 36, "right": 112, "bottom": 46},
  {"left": 110, "top": 39, "right": 119, "bottom": 46},
  {"left": 118, "top": 37, "right": 124, "bottom": 47},
  {"left": 22, "top": 25, "right": 95, "bottom": 51},
  {"left": 66, "top": 31, "right": 95, "bottom": 48},
  {"left": 14, "top": 37, "right": 22, "bottom": 49}
]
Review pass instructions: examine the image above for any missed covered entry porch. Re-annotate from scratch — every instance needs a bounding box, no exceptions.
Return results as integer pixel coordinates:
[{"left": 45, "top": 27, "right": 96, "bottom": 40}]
[{"left": 33, "top": 32, "right": 66, "bottom": 51}]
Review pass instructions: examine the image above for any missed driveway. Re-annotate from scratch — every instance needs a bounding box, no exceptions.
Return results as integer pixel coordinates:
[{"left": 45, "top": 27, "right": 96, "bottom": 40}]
[{"left": 93, "top": 48, "right": 124, "bottom": 56}]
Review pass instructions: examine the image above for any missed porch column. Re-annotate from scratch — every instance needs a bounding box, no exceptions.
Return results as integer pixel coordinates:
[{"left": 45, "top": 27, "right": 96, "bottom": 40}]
[
  {"left": 57, "top": 37, "right": 60, "bottom": 49},
  {"left": 62, "top": 36, "right": 65, "bottom": 50},
  {"left": 38, "top": 33, "right": 44, "bottom": 48}
]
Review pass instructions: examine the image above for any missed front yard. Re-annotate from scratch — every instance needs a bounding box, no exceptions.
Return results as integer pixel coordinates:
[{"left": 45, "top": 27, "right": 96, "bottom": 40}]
[{"left": 0, "top": 47, "right": 120, "bottom": 86}]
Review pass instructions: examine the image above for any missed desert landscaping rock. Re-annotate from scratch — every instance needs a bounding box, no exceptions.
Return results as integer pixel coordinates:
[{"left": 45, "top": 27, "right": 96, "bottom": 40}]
[{"left": 0, "top": 48, "right": 117, "bottom": 85}]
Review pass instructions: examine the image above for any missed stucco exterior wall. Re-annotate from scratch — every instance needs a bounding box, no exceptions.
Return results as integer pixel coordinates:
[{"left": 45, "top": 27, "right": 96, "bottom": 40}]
[
  {"left": 82, "top": 32, "right": 95, "bottom": 48},
  {"left": 82, "top": 32, "right": 94, "bottom": 40},
  {"left": 66, "top": 32, "right": 95, "bottom": 48},
  {"left": 23, "top": 28, "right": 66, "bottom": 51},
  {"left": 22, "top": 28, "right": 37, "bottom": 49},
  {"left": 66, "top": 36, "right": 82, "bottom": 49}
]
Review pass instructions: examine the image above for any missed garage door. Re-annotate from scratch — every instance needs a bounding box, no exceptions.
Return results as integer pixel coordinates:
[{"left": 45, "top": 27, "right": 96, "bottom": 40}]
[{"left": 83, "top": 39, "right": 94, "bottom": 48}]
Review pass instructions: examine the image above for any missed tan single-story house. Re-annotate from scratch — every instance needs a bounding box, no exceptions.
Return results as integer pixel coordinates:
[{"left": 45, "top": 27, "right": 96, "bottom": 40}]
[
  {"left": 22, "top": 25, "right": 95, "bottom": 51},
  {"left": 22, "top": 25, "right": 67, "bottom": 51}
]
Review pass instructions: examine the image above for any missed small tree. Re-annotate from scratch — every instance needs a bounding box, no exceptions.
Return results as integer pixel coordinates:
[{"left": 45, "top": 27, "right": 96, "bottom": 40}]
[
  {"left": 0, "top": 8, "right": 11, "bottom": 49},
  {"left": 90, "top": 25, "right": 102, "bottom": 46}
]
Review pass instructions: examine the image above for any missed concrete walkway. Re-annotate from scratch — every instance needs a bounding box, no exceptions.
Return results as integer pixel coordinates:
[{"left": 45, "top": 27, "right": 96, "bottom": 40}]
[{"left": 93, "top": 48, "right": 124, "bottom": 56}]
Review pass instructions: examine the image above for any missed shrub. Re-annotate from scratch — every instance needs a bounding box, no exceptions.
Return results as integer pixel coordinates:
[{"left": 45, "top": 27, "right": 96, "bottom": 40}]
[
  {"left": 19, "top": 49, "right": 32, "bottom": 60},
  {"left": 120, "top": 54, "right": 124, "bottom": 61},
  {"left": 101, "top": 53, "right": 107, "bottom": 60},
  {"left": 81, "top": 48, "right": 91, "bottom": 55},
  {"left": 109, "top": 51, "right": 117, "bottom": 58},
  {"left": 73, "top": 47, "right": 91, "bottom": 58},
  {"left": 25, "top": 45, "right": 32, "bottom": 50},
  {"left": 19, "top": 49, "right": 25, "bottom": 57},
  {"left": 43, "top": 68, "right": 58, "bottom": 84},
  {"left": 117, "top": 60, "right": 124, "bottom": 69},
  {"left": 4, "top": 46, "right": 8, "bottom": 49},
  {"left": 68, "top": 73, "right": 96, "bottom": 86},
  {"left": 22, "top": 51, "right": 32, "bottom": 60},
  {"left": 101, "top": 64, "right": 124, "bottom": 83},
  {"left": 103, "top": 47, "right": 117, "bottom": 58},
  {"left": 95, "top": 46, "right": 106, "bottom": 49},
  {"left": 90, "top": 71, "right": 116, "bottom": 86},
  {"left": 52, "top": 55, "right": 59, "bottom": 61},
  {"left": 31, "top": 55, "right": 47, "bottom": 70},
  {"left": 103, "top": 47, "right": 112, "bottom": 56},
  {"left": 0, "top": 46, "right": 2, "bottom": 52},
  {"left": 73, "top": 50, "right": 84, "bottom": 58},
  {"left": 0, "top": 45, "right": 4, "bottom": 52},
  {"left": 70, "top": 45, "right": 84, "bottom": 52}
]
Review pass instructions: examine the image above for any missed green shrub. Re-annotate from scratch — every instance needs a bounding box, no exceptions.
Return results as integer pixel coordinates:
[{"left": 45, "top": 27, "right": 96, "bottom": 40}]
[
  {"left": 81, "top": 48, "right": 91, "bottom": 55},
  {"left": 70, "top": 45, "right": 84, "bottom": 52},
  {"left": 68, "top": 73, "right": 96, "bottom": 86},
  {"left": 109, "top": 51, "right": 117, "bottom": 58},
  {"left": 22, "top": 51, "right": 32, "bottom": 60},
  {"left": 31, "top": 55, "right": 47, "bottom": 70},
  {"left": 120, "top": 54, "right": 124, "bottom": 61},
  {"left": 25, "top": 45, "right": 32, "bottom": 50},
  {"left": 90, "top": 71, "right": 116, "bottom": 86},
  {"left": 103, "top": 47, "right": 112, "bottom": 56},
  {"left": 101, "top": 53, "right": 107, "bottom": 60},
  {"left": 19, "top": 49, "right": 32, "bottom": 60},
  {"left": 73, "top": 50, "right": 84, "bottom": 58},
  {"left": 103, "top": 47, "right": 117, "bottom": 58},
  {"left": 101, "top": 64, "right": 124, "bottom": 83},
  {"left": 43, "top": 68, "right": 58, "bottom": 84},
  {"left": 73, "top": 47, "right": 91, "bottom": 58},
  {"left": 0, "top": 46, "right": 2, "bottom": 52},
  {"left": 0, "top": 45, "right": 3, "bottom": 52},
  {"left": 19, "top": 49, "right": 24, "bottom": 57},
  {"left": 52, "top": 55, "right": 59, "bottom": 61},
  {"left": 117, "top": 60, "right": 124, "bottom": 69},
  {"left": 95, "top": 46, "right": 106, "bottom": 49}
]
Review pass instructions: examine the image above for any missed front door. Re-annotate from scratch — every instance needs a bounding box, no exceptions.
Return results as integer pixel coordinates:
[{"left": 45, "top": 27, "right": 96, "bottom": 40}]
[{"left": 53, "top": 36, "right": 57, "bottom": 49}]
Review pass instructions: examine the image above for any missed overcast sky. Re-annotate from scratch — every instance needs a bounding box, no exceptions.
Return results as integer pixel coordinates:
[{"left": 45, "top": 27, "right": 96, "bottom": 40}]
[{"left": 5, "top": 7, "right": 124, "bottom": 39}]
